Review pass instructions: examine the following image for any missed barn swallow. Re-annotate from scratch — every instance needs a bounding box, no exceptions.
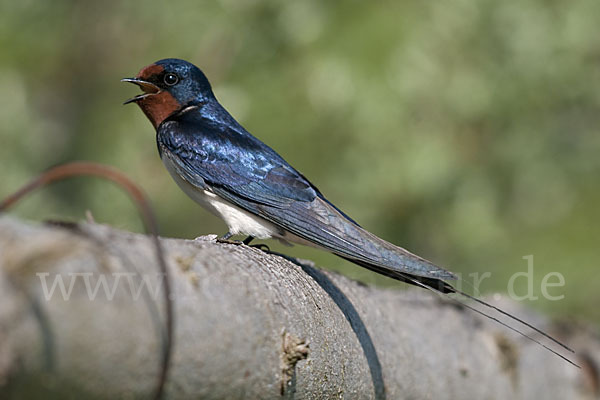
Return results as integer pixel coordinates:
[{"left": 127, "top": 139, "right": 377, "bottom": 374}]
[
  {"left": 123, "top": 58, "right": 456, "bottom": 292},
  {"left": 122, "top": 59, "right": 578, "bottom": 364}
]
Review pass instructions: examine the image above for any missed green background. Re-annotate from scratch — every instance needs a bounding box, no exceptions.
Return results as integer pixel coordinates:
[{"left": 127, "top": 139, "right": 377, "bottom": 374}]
[{"left": 1, "top": 0, "right": 598, "bottom": 324}]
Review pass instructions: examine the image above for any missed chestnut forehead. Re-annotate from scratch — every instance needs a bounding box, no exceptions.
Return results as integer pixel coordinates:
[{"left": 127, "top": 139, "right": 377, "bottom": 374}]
[{"left": 136, "top": 64, "right": 164, "bottom": 80}]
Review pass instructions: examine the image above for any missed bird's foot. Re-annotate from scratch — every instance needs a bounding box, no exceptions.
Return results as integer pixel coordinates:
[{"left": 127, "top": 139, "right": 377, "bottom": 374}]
[
  {"left": 216, "top": 238, "right": 244, "bottom": 245},
  {"left": 216, "top": 232, "right": 244, "bottom": 245},
  {"left": 216, "top": 233, "right": 270, "bottom": 251}
]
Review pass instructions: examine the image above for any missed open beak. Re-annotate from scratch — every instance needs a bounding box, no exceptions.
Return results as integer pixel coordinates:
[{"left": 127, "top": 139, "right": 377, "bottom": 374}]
[{"left": 121, "top": 78, "right": 161, "bottom": 104}]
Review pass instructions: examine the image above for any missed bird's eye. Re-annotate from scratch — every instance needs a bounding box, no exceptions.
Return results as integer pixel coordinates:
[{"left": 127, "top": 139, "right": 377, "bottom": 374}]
[{"left": 163, "top": 73, "right": 179, "bottom": 86}]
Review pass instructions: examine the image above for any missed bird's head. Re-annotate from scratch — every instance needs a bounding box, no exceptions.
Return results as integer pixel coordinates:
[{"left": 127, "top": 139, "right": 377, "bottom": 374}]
[{"left": 123, "top": 58, "right": 214, "bottom": 128}]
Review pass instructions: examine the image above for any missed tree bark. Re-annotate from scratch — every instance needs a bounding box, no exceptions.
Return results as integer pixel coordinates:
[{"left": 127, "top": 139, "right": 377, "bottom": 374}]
[{"left": 0, "top": 216, "right": 598, "bottom": 399}]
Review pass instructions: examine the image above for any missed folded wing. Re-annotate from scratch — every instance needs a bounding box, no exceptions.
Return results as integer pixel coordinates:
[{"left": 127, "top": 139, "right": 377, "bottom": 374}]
[{"left": 159, "top": 114, "right": 456, "bottom": 283}]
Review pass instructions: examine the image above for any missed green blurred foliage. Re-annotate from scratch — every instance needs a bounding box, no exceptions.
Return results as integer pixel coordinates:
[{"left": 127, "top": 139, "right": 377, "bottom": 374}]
[{"left": 1, "top": 0, "right": 598, "bottom": 323}]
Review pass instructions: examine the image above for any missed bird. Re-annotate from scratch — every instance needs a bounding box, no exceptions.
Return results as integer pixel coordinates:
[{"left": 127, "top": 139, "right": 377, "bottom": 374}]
[
  {"left": 122, "top": 58, "right": 576, "bottom": 365},
  {"left": 122, "top": 58, "right": 456, "bottom": 293}
]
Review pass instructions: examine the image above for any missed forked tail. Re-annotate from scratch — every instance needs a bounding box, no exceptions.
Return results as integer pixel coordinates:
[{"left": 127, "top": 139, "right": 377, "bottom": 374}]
[{"left": 342, "top": 256, "right": 580, "bottom": 368}]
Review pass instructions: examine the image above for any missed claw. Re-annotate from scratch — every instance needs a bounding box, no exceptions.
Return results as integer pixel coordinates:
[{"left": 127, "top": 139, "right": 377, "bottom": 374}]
[{"left": 216, "top": 231, "right": 244, "bottom": 245}]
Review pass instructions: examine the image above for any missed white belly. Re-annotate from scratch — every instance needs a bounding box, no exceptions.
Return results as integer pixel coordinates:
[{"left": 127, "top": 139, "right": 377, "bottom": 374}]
[
  {"left": 161, "top": 155, "right": 283, "bottom": 239},
  {"left": 196, "top": 190, "right": 282, "bottom": 239}
]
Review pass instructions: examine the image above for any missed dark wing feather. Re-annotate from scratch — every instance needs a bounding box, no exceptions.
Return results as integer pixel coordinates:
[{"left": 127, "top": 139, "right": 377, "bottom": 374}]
[
  {"left": 159, "top": 113, "right": 316, "bottom": 208},
  {"left": 220, "top": 192, "right": 455, "bottom": 280}
]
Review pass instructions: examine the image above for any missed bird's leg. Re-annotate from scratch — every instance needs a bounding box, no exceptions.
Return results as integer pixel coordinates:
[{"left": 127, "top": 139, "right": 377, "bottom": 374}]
[
  {"left": 216, "top": 231, "right": 244, "bottom": 245},
  {"left": 217, "top": 233, "right": 270, "bottom": 251}
]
